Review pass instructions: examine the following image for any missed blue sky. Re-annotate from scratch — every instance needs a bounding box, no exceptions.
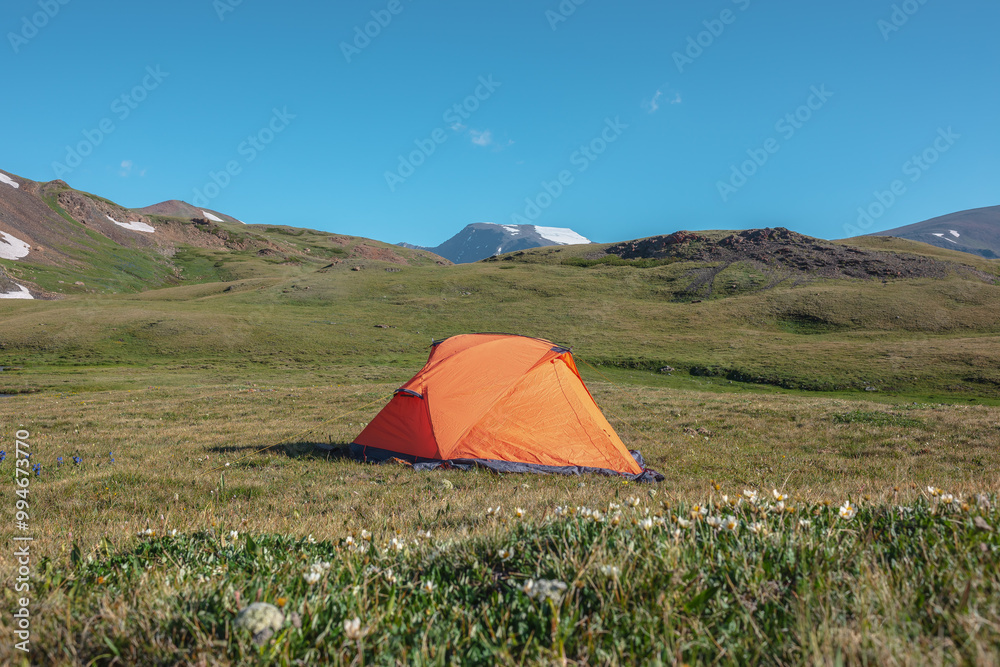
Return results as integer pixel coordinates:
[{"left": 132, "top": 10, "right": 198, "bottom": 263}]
[{"left": 3, "top": 0, "right": 998, "bottom": 246}]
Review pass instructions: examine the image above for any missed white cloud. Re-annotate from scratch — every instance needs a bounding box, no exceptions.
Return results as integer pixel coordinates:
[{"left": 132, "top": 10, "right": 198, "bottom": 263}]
[
  {"left": 643, "top": 88, "right": 681, "bottom": 114},
  {"left": 645, "top": 90, "right": 663, "bottom": 114},
  {"left": 470, "top": 129, "right": 493, "bottom": 147},
  {"left": 120, "top": 160, "right": 133, "bottom": 177}
]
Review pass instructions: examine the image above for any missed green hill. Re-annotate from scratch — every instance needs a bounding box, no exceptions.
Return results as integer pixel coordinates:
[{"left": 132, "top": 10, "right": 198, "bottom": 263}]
[
  {"left": 0, "top": 169, "right": 448, "bottom": 298},
  {"left": 2, "top": 224, "right": 1000, "bottom": 400}
]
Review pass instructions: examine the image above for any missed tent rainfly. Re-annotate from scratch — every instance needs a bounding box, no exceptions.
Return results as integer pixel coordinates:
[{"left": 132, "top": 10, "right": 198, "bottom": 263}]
[{"left": 351, "top": 333, "right": 663, "bottom": 482}]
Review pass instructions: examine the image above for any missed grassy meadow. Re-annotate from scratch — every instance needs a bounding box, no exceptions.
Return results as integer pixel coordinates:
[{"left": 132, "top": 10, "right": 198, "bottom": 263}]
[{"left": 1, "top": 238, "right": 1000, "bottom": 664}]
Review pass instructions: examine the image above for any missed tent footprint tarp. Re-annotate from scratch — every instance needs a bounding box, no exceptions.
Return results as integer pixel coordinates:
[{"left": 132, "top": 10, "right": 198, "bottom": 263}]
[{"left": 351, "top": 333, "right": 662, "bottom": 482}]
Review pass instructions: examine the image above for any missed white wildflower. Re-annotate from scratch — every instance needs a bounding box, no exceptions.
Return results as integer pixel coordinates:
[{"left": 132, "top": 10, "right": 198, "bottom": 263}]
[
  {"left": 839, "top": 501, "right": 857, "bottom": 520},
  {"left": 599, "top": 564, "right": 620, "bottom": 577},
  {"left": 772, "top": 489, "right": 787, "bottom": 502},
  {"left": 498, "top": 547, "right": 514, "bottom": 561},
  {"left": 639, "top": 518, "right": 654, "bottom": 531},
  {"left": 343, "top": 617, "right": 364, "bottom": 641},
  {"left": 522, "top": 578, "right": 567, "bottom": 602},
  {"left": 421, "top": 580, "right": 436, "bottom": 593},
  {"left": 723, "top": 515, "right": 738, "bottom": 531},
  {"left": 303, "top": 570, "right": 321, "bottom": 585},
  {"left": 514, "top": 507, "right": 525, "bottom": 518},
  {"left": 234, "top": 602, "right": 283, "bottom": 645},
  {"left": 706, "top": 516, "right": 722, "bottom": 530}
]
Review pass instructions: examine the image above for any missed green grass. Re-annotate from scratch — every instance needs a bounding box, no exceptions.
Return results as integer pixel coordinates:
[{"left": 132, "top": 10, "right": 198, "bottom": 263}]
[
  {"left": 5, "top": 495, "right": 997, "bottom": 665},
  {"left": 2, "top": 367, "right": 999, "bottom": 664},
  {"left": 2, "top": 231, "right": 1000, "bottom": 664},
  {"left": 4, "top": 253, "right": 1000, "bottom": 399},
  {"left": 560, "top": 255, "right": 676, "bottom": 269}
]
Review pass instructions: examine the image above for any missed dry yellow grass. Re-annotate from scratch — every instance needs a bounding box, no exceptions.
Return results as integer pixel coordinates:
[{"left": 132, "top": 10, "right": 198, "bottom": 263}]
[{"left": 2, "top": 377, "right": 997, "bottom": 573}]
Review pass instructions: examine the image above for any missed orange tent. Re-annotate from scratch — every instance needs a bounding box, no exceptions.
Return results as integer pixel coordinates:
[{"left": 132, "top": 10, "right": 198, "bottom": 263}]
[{"left": 351, "top": 334, "right": 660, "bottom": 480}]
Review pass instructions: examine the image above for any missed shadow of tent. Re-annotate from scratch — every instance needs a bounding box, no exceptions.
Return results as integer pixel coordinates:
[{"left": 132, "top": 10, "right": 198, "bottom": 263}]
[
  {"left": 283, "top": 441, "right": 354, "bottom": 460},
  {"left": 207, "top": 442, "right": 354, "bottom": 460}
]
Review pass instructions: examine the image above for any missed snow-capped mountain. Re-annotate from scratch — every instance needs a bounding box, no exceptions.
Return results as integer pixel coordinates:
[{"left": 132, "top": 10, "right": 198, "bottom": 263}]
[
  {"left": 868, "top": 205, "right": 1000, "bottom": 259},
  {"left": 404, "top": 222, "right": 592, "bottom": 264}
]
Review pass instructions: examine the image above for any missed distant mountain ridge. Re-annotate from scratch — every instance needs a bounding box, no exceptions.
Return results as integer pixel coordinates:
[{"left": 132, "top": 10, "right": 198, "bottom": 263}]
[
  {"left": 870, "top": 205, "right": 1000, "bottom": 259},
  {"left": 0, "top": 167, "right": 445, "bottom": 299},
  {"left": 403, "top": 222, "right": 591, "bottom": 263},
  {"left": 133, "top": 200, "right": 245, "bottom": 225}
]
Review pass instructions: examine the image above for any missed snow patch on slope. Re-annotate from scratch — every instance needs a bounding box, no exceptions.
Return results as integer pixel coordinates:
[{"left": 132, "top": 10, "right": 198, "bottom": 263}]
[
  {"left": 0, "top": 283, "right": 32, "bottom": 299},
  {"left": 202, "top": 210, "right": 224, "bottom": 223},
  {"left": 0, "top": 173, "right": 19, "bottom": 189},
  {"left": 0, "top": 231, "right": 30, "bottom": 260},
  {"left": 534, "top": 226, "right": 591, "bottom": 245},
  {"left": 949, "top": 230, "right": 960, "bottom": 238},
  {"left": 107, "top": 216, "right": 156, "bottom": 233}
]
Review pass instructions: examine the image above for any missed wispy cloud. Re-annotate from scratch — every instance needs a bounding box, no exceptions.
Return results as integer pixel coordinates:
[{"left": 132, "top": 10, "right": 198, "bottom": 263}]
[
  {"left": 470, "top": 129, "right": 493, "bottom": 147},
  {"left": 643, "top": 88, "right": 682, "bottom": 114},
  {"left": 645, "top": 90, "right": 663, "bottom": 114},
  {"left": 119, "top": 159, "right": 133, "bottom": 177}
]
